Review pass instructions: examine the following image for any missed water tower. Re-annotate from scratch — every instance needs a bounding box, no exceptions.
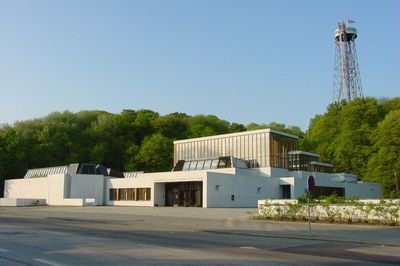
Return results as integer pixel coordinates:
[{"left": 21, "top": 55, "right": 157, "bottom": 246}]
[{"left": 333, "top": 21, "right": 363, "bottom": 102}]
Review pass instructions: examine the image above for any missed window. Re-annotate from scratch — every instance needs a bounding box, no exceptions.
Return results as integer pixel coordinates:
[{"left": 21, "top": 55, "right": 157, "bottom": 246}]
[
  {"left": 109, "top": 188, "right": 151, "bottom": 201},
  {"left": 188, "top": 161, "right": 197, "bottom": 171},
  {"left": 203, "top": 160, "right": 212, "bottom": 169},
  {"left": 137, "top": 188, "right": 151, "bottom": 201},
  {"left": 210, "top": 159, "right": 219, "bottom": 169},
  {"left": 109, "top": 189, "right": 116, "bottom": 201},
  {"left": 269, "top": 133, "right": 298, "bottom": 168},
  {"left": 182, "top": 161, "right": 191, "bottom": 171},
  {"left": 195, "top": 160, "right": 205, "bottom": 170}
]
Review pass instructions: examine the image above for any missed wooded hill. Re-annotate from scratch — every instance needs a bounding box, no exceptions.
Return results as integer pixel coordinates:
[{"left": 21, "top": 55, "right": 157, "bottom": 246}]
[{"left": 0, "top": 96, "right": 399, "bottom": 198}]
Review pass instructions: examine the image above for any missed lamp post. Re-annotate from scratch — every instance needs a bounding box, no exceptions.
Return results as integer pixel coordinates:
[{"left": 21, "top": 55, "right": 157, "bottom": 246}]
[{"left": 307, "top": 175, "right": 315, "bottom": 237}]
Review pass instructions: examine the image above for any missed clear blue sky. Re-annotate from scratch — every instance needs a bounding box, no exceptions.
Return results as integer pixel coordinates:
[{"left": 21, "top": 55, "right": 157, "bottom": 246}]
[{"left": 0, "top": 0, "right": 399, "bottom": 130}]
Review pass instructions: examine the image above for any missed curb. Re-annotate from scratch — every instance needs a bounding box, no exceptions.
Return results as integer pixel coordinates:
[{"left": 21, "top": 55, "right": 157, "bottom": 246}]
[{"left": 202, "top": 230, "right": 400, "bottom": 247}]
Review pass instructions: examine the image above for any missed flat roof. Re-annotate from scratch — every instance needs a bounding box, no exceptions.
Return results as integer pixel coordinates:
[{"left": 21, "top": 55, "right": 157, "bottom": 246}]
[
  {"left": 174, "top": 128, "right": 299, "bottom": 144},
  {"left": 288, "top": 150, "right": 320, "bottom": 157},
  {"left": 309, "top": 161, "right": 334, "bottom": 167}
]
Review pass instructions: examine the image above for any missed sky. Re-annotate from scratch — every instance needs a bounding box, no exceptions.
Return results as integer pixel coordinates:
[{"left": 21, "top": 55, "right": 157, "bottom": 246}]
[{"left": 0, "top": 0, "right": 399, "bottom": 130}]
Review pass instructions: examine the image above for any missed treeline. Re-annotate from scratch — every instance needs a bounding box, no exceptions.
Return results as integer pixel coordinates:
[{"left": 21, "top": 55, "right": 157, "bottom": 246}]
[
  {"left": 303, "top": 97, "right": 400, "bottom": 198},
  {"left": 1, "top": 96, "right": 399, "bottom": 198},
  {"left": 0, "top": 110, "right": 299, "bottom": 195}
]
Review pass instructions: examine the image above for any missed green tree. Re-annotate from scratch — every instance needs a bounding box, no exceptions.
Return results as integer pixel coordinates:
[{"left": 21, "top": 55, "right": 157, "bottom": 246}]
[
  {"left": 305, "top": 98, "right": 384, "bottom": 177},
  {"left": 229, "top": 122, "right": 246, "bottom": 133},
  {"left": 133, "top": 109, "right": 159, "bottom": 144},
  {"left": 152, "top": 112, "right": 189, "bottom": 139},
  {"left": 367, "top": 110, "right": 400, "bottom": 198},
  {"left": 135, "top": 133, "right": 173, "bottom": 172},
  {"left": 246, "top": 122, "right": 304, "bottom": 138},
  {"left": 187, "top": 115, "right": 230, "bottom": 138}
]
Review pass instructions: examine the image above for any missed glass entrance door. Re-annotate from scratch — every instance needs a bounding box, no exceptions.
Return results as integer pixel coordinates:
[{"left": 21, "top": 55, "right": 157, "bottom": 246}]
[{"left": 165, "top": 182, "right": 202, "bottom": 207}]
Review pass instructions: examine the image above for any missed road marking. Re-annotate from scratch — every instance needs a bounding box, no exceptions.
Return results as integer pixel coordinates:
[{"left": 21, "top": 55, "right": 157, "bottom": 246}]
[
  {"left": 34, "top": 258, "right": 68, "bottom": 266},
  {"left": 135, "top": 243, "right": 191, "bottom": 253},
  {"left": 239, "top": 246, "right": 258, "bottom": 250},
  {"left": 40, "top": 230, "right": 70, "bottom": 236},
  {"left": 347, "top": 247, "right": 400, "bottom": 257},
  {"left": 0, "top": 248, "right": 9, "bottom": 252},
  {"left": 162, "top": 247, "right": 192, "bottom": 253}
]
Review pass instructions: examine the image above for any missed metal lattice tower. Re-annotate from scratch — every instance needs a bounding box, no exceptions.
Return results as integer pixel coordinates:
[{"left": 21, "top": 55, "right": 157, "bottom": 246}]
[{"left": 333, "top": 21, "right": 363, "bottom": 102}]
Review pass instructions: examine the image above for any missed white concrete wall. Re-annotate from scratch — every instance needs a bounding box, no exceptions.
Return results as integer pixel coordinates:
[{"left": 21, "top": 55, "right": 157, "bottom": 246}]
[
  {"left": 289, "top": 171, "right": 382, "bottom": 199},
  {"left": 48, "top": 174, "right": 66, "bottom": 205},
  {"left": 69, "top": 174, "right": 104, "bottom": 205},
  {"left": 154, "top": 183, "right": 165, "bottom": 207},
  {"left": 206, "top": 171, "right": 280, "bottom": 208},
  {"left": 291, "top": 171, "right": 343, "bottom": 198},
  {"left": 345, "top": 182, "right": 382, "bottom": 199},
  {"left": 4, "top": 177, "right": 49, "bottom": 200},
  {"left": 63, "top": 198, "right": 96, "bottom": 206},
  {"left": 0, "top": 198, "right": 46, "bottom": 206}
]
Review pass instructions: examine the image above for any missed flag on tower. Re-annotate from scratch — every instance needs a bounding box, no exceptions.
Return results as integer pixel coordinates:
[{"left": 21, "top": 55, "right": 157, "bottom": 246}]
[{"left": 348, "top": 19, "right": 356, "bottom": 24}]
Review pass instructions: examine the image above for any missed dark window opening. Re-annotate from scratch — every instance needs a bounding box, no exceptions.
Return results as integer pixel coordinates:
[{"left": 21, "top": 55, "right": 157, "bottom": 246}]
[
  {"left": 311, "top": 186, "right": 344, "bottom": 198},
  {"left": 281, "top": 185, "right": 291, "bottom": 199}
]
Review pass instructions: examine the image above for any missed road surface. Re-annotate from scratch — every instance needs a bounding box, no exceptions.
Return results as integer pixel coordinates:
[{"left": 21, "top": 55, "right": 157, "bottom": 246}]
[{"left": 0, "top": 206, "right": 399, "bottom": 265}]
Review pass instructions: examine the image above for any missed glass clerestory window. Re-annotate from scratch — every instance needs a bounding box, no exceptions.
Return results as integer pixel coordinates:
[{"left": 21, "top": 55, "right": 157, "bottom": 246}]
[{"left": 173, "top": 156, "right": 250, "bottom": 172}]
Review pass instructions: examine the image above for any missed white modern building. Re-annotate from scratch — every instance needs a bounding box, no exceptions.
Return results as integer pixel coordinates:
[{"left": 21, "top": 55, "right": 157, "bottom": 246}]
[{"left": 1, "top": 129, "right": 382, "bottom": 207}]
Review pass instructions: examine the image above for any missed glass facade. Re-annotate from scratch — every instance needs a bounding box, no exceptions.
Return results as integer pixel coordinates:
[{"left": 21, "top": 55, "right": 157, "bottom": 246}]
[
  {"left": 269, "top": 133, "right": 298, "bottom": 168},
  {"left": 288, "top": 151, "right": 320, "bottom": 171},
  {"left": 165, "top": 182, "right": 202, "bottom": 207},
  {"left": 288, "top": 151, "right": 333, "bottom": 172},
  {"left": 173, "top": 156, "right": 248, "bottom": 172},
  {"left": 309, "top": 163, "right": 334, "bottom": 173},
  {"left": 174, "top": 130, "right": 298, "bottom": 168}
]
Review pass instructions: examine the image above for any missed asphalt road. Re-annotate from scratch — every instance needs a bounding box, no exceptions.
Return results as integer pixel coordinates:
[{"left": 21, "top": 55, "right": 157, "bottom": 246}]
[{"left": 0, "top": 206, "right": 399, "bottom": 265}]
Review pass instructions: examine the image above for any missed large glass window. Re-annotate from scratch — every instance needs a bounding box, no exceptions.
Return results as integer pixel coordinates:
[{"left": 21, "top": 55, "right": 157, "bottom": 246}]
[
  {"left": 174, "top": 130, "right": 298, "bottom": 168},
  {"left": 269, "top": 133, "right": 298, "bottom": 168}
]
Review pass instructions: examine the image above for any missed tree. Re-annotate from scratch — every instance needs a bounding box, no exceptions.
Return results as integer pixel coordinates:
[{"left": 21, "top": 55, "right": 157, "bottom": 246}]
[
  {"left": 187, "top": 115, "right": 230, "bottom": 138},
  {"left": 246, "top": 122, "right": 304, "bottom": 138},
  {"left": 367, "top": 110, "right": 400, "bottom": 198},
  {"left": 135, "top": 133, "right": 173, "bottom": 172},
  {"left": 304, "top": 98, "right": 384, "bottom": 177},
  {"left": 152, "top": 112, "right": 189, "bottom": 139},
  {"left": 133, "top": 109, "right": 159, "bottom": 144},
  {"left": 229, "top": 122, "right": 246, "bottom": 133}
]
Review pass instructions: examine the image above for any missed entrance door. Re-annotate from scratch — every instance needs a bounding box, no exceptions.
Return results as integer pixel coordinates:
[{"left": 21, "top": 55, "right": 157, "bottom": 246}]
[{"left": 165, "top": 182, "right": 202, "bottom": 207}]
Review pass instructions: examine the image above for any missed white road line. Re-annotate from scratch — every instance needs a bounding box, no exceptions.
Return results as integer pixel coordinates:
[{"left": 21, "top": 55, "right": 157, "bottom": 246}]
[
  {"left": 135, "top": 243, "right": 191, "bottom": 253},
  {"left": 162, "top": 247, "right": 192, "bottom": 253},
  {"left": 347, "top": 248, "right": 400, "bottom": 257},
  {"left": 239, "top": 246, "right": 258, "bottom": 250},
  {"left": 40, "top": 230, "right": 71, "bottom": 236},
  {"left": 0, "top": 248, "right": 9, "bottom": 252},
  {"left": 34, "top": 258, "right": 69, "bottom": 266}
]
